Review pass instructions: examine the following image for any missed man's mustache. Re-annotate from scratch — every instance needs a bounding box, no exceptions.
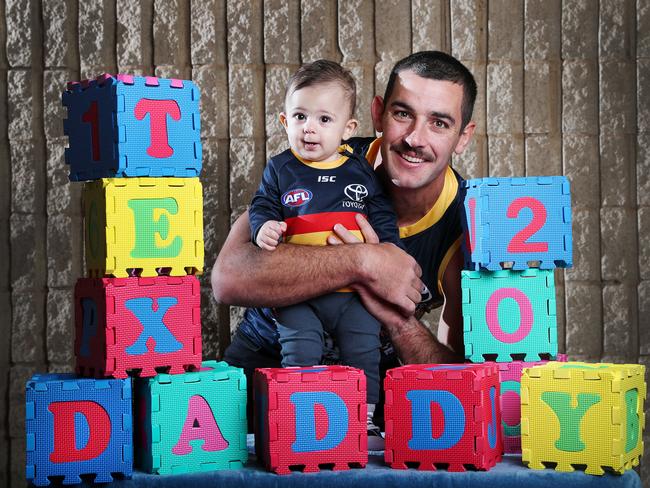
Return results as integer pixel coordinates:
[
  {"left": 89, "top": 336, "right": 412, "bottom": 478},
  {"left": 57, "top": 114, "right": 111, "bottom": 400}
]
[{"left": 390, "top": 142, "right": 434, "bottom": 162}]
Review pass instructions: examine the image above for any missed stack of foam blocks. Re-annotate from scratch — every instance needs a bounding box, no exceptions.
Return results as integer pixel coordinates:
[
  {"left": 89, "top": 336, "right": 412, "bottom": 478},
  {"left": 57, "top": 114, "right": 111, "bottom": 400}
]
[{"left": 25, "top": 74, "right": 247, "bottom": 486}]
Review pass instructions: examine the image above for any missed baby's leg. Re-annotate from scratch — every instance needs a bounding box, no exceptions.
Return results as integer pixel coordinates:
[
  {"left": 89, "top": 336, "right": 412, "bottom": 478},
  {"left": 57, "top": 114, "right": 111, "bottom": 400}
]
[{"left": 276, "top": 302, "right": 324, "bottom": 367}]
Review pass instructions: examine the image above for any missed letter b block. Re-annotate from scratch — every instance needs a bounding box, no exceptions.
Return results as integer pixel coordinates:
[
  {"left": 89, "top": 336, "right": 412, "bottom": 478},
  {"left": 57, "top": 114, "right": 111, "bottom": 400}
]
[
  {"left": 25, "top": 374, "right": 132, "bottom": 485},
  {"left": 74, "top": 276, "right": 202, "bottom": 378},
  {"left": 63, "top": 74, "right": 201, "bottom": 181},
  {"left": 384, "top": 364, "right": 502, "bottom": 471},
  {"left": 254, "top": 366, "right": 367, "bottom": 474},
  {"left": 83, "top": 177, "right": 203, "bottom": 277},
  {"left": 462, "top": 268, "right": 558, "bottom": 362},
  {"left": 135, "top": 361, "right": 247, "bottom": 474},
  {"left": 521, "top": 361, "right": 646, "bottom": 475}
]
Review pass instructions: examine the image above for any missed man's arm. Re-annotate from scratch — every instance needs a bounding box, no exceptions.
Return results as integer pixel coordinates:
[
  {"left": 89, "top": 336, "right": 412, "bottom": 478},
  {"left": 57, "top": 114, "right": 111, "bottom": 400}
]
[
  {"left": 437, "top": 243, "right": 465, "bottom": 356},
  {"left": 211, "top": 211, "right": 423, "bottom": 311}
]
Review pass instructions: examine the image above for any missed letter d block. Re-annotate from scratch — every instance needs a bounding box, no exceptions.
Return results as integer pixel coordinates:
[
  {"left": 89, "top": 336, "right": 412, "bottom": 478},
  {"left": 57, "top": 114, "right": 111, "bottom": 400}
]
[
  {"left": 25, "top": 374, "right": 132, "bottom": 485},
  {"left": 83, "top": 177, "right": 203, "bottom": 277},
  {"left": 384, "top": 364, "right": 502, "bottom": 471},
  {"left": 135, "top": 361, "right": 247, "bottom": 474},
  {"left": 75, "top": 276, "right": 202, "bottom": 378},
  {"left": 63, "top": 74, "right": 201, "bottom": 181},
  {"left": 521, "top": 361, "right": 646, "bottom": 475},
  {"left": 462, "top": 176, "right": 572, "bottom": 271},
  {"left": 254, "top": 366, "right": 367, "bottom": 474},
  {"left": 462, "top": 268, "right": 558, "bottom": 362}
]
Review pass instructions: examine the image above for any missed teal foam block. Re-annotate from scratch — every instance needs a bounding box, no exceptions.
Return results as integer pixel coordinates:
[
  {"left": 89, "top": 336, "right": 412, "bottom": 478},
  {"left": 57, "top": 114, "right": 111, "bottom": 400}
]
[
  {"left": 135, "top": 360, "right": 247, "bottom": 475},
  {"left": 462, "top": 269, "right": 558, "bottom": 363}
]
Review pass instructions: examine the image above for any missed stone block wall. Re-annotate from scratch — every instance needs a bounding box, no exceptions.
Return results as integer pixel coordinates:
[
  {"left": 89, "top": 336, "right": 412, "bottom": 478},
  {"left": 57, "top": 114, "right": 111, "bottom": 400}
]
[{"left": 1, "top": 0, "right": 648, "bottom": 485}]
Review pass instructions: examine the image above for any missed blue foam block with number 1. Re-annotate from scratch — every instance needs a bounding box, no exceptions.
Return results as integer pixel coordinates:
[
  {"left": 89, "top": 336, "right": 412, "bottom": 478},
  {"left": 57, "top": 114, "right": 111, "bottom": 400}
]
[{"left": 462, "top": 176, "right": 572, "bottom": 271}]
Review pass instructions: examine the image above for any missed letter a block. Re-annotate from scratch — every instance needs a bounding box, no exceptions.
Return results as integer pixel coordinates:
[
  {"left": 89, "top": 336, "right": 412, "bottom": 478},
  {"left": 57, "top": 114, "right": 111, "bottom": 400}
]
[
  {"left": 521, "top": 361, "right": 646, "bottom": 475},
  {"left": 462, "top": 176, "right": 572, "bottom": 271},
  {"left": 25, "top": 374, "right": 132, "bottom": 485},
  {"left": 83, "top": 177, "right": 203, "bottom": 277},
  {"left": 74, "top": 276, "right": 202, "bottom": 378},
  {"left": 462, "top": 268, "right": 558, "bottom": 362},
  {"left": 254, "top": 366, "right": 367, "bottom": 474},
  {"left": 134, "top": 361, "right": 247, "bottom": 475},
  {"left": 63, "top": 74, "right": 201, "bottom": 181},
  {"left": 384, "top": 364, "right": 502, "bottom": 471}
]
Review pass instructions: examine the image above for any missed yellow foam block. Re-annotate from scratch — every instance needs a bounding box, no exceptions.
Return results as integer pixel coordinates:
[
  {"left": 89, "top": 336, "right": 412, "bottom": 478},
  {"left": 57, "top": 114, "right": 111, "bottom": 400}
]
[
  {"left": 83, "top": 177, "right": 204, "bottom": 278},
  {"left": 521, "top": 361, "right": 645, "bottom": 475}
]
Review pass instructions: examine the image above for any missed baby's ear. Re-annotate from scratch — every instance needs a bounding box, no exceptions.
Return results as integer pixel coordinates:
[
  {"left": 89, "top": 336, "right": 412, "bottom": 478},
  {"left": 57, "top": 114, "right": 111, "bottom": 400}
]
[
  {"left": 279, "top": 113, "right": 288, "bottom": 130},
  {"left": 343, "top": 118, "right": 359, "bottom": 140}
]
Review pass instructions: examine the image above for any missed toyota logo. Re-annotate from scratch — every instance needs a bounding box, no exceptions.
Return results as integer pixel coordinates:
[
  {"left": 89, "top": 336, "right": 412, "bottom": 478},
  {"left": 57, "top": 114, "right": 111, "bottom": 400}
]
[{"left": 344, "top": 184, "right": 368, "bottom": 202}]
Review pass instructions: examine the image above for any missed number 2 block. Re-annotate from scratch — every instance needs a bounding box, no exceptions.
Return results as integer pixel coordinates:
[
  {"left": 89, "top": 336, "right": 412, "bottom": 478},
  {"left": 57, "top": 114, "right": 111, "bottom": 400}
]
[
  {"left": 462, "top": 268, "right": 558, "bottom": 362},
  {"left": 462, "top": 176, "right": 572, "bottom": 271}
]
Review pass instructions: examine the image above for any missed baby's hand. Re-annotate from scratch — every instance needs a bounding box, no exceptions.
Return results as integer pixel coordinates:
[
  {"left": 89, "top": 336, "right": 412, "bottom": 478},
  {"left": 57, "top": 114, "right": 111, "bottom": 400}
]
[{"left": 256, "top": 220, "right": 288, "bottom": 251}]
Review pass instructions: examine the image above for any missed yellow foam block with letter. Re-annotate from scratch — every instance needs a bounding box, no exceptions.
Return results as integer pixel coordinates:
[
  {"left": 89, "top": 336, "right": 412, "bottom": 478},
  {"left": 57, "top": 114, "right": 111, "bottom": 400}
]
[
  {"left": 83, "top": 177, "right": 204, "bottom": 277},
  {"left": 521, "top": 361, "right": 645, "bottom": 475}
]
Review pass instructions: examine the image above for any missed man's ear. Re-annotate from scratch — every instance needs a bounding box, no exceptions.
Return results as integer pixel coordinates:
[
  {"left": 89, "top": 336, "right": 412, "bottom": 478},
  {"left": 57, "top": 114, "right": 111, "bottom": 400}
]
[
  {"left": 279, "top": 112, "right": 288, "bottom": 131},
  {"left": 454, "top": 120, "right": 476, "bottom": 155},
  {"left": 370, "top": 95, "right": 385, "bottom": 133},
  {"left": 342, "top": 118, "right": 358, "bottom": 140}
]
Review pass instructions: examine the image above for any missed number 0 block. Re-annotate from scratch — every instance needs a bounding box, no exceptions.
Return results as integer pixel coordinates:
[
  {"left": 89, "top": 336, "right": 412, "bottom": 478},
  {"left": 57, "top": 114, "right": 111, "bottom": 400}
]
[
  {"left": 63, "top": 74, "right": 201, "bottom": 181},
  {"left": 462, "top": 268, "right": 558, "bottom": 362},
  {"left": 462, "top": 176, "right": 572, "bottom": 271},
  {"left": 83, "top": 177, "right": 204, "bottom": 277},
  {"left": 521, "top": 362, "right": 646, "bottom": 475}
]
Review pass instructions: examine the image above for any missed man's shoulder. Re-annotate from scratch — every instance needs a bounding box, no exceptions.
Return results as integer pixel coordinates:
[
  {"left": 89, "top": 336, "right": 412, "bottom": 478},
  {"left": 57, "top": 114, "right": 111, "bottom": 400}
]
[{"left": 345, "top": 136, "right": 379, "bottom": 162}]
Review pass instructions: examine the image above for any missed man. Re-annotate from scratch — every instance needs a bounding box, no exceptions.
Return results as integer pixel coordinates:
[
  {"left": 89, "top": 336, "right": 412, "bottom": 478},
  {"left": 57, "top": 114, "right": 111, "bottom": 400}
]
[{"left": 212, "top": 50, "right": 476, "bottom": 388}]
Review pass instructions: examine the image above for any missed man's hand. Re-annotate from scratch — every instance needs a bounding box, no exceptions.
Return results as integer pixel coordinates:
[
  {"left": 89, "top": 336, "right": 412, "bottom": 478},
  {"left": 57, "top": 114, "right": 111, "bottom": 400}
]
[{"left": 256, "top": 220, "right": 287, "bottom": 251}]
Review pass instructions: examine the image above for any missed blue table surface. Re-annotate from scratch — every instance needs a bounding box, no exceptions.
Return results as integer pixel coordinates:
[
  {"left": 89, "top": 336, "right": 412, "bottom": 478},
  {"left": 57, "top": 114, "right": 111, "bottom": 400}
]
[{"left": 63, "top": 435, "right": 642, "bottom": 488}]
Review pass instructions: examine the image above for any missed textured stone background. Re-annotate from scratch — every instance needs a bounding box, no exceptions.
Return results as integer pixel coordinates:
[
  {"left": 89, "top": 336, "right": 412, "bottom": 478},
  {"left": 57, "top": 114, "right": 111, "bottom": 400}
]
[{"left": 0, "top": 0, "right": 648, "bottom": 485}]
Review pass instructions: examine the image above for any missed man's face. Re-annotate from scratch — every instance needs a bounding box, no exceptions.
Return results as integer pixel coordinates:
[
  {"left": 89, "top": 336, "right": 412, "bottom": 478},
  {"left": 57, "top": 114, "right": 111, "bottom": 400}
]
[{"left": 371, "top": 70, "right": 475, "bottom": 191}]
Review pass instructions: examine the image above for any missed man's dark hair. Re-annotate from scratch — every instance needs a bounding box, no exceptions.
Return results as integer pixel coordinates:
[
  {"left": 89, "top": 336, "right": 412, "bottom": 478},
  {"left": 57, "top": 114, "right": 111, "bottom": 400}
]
[
  {"left": 285, "top": 59, "right": 357, "bottom": 116},
  {"left": 384, "top": 51, "right": 477, "bottom": 130}
]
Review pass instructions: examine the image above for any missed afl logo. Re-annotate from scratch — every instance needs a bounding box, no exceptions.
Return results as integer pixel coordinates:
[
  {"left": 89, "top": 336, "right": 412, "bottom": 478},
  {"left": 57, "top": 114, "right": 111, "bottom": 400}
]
[
  {"left": 344, "top": 184, "right": 368, "bottom": 202},
  {"left": 282, "top": 189, "right": 312, "bottom": 207}
]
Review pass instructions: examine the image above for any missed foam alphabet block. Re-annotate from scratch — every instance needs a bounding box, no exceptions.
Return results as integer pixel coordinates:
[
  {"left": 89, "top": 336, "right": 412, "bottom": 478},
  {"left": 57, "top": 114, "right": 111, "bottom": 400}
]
[
  {"left": 74, "top": 276, "right": 202, "bottom": 378},
  {"left": 254, "top": 365, "right": 367, "bottom": 474},
  {"left": 83, "top": 177, "right": 204, "bottom": 277},
  {"left": 462, "top": 176, "right": 572, "bottom": 271},
  {"left": 384, "top": 363, "right": 502, "bottom": 471},
  {"left": 462, "top": 268, "right": 558, "bottom": 362},
  {"left": 135, "top": 361, "right": 247, "bottom": 475},
  {"left": 521, "top": 361, "right": 646, "bottom": 475},
  {"left": 62, "top": 74, "right": 201, "bottom": 180},
  {"left": 25, "top": 374, "right": 132, "bottom": 485}
]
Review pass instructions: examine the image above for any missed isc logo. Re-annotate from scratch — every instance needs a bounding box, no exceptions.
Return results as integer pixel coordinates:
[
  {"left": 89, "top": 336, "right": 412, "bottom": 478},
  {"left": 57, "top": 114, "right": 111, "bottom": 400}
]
[{"left": 282, "top": 189, "right": 312, "bottom": 207}]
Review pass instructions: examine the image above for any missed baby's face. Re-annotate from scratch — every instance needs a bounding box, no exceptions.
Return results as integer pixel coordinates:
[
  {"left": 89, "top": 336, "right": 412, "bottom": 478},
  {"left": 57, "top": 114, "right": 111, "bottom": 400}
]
[{"left": 281, "top": 82, "right": 357, "bottom": 163}]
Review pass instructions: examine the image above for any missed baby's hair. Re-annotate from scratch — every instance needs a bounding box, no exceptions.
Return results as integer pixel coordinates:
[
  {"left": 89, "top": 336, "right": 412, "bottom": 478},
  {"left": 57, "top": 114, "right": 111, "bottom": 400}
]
[{"left": 285, "top": 59, "right": 356, "bottom": 116}]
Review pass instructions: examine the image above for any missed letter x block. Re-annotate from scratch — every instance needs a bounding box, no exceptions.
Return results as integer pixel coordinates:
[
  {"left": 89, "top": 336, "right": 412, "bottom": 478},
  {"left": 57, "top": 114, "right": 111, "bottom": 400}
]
[
  {"left": 74, "top": 276, "right": 202, "bottom": 378},
  {"left": 462, "top": 176, "right": 572, "bottom": 271},
  {"left": 83, "top": 177, "right": 204, "bottom": 277},
  {"left": 521, "top": 361, "right": 646, "bottom": 475},
  {"left": 63, "top": 74, "right": 201, "bottom": 181},
  {"left": 384, "top": 364, "right": 502, "bottom": 471},
  {"left": 25, "top": 374, "right": 132, "bottom": 486},
  {"left": 135, "top": 361, "right": 247, "bottom": 475},
  {"left": 254, "top": 366, "right": 367, "bottom": 474},
  {"left": 462, "top": 268, "right": 558, "bottom": 362}
]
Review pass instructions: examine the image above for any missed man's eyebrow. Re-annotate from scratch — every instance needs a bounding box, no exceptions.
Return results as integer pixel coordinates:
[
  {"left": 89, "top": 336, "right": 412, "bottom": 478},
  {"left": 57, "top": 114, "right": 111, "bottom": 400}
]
[{"left": 389, "top": 100, "right": 456, "bottom": 126}]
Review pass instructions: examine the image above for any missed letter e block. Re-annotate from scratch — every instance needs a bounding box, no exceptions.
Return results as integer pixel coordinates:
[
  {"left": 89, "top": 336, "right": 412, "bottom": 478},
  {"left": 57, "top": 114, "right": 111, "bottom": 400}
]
[
  {"left": 462, "top": 268, "right": 558, "bottom": 362},
  {"left": 135, "top": 361, "right": 247, "bottom": 474},
  {"left": 462, "top": 176, "right": 572, "bottom": 271},
  {"left": 25, "top": 374, "right": 132, "bottom": 485},
  {"left": 83, "top": 177, "right": 204, "bottom": 277},
  {"left": 521, "top": 361, "right": 646, "bottom": 475},
  {"left": 254, "top": 366, "right": 367, "bottom": 474},
  {"left": 63, "top": 74, "right": 201, "bottom": 180},
  {"left": 74, "top": 276, "right": 202, "bottom": 378},
  {"left": 384, "top": 363, "right": 502, "bottom": 471}
]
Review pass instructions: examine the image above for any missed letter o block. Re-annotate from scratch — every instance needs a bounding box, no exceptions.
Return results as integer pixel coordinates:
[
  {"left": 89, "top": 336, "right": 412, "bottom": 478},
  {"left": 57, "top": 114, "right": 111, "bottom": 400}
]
[
  {"left": 384, "top": 364, "right": 502, "bottom": 471},
  {"left": 25, "top": 374, "right": 132, "bottom": 485},
  {"left": 135, "top": 361, "right": 247, "bottom": 475},
  {"left": 63, "top": 74, "right": 201, "bottom": 181},
  {"left": 462, "top": 176, "right": 572, "bottom": 271},
  {"left": 74, "top": 276, "right": 202, "bottom": 378},
  {"left": 83, "top": 177, "right": 204, "bottom": 277},
  {"left": 462, "top": 268, "right": 558, "bottom": 362},
  {"left": 521, "top": 361, "right": 646, "bottom": 475},
  {"left": 254, "top": 366, "right": 367, "bottom": 474}
]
